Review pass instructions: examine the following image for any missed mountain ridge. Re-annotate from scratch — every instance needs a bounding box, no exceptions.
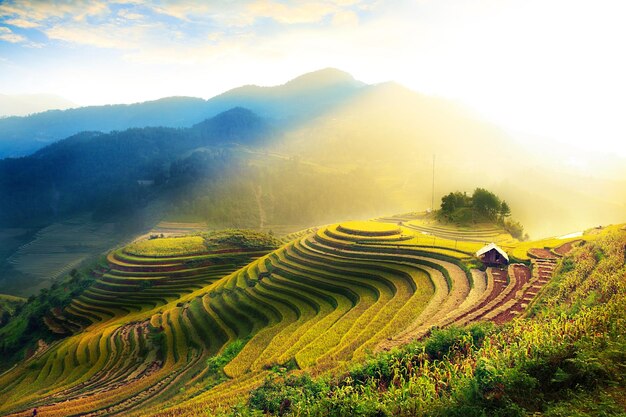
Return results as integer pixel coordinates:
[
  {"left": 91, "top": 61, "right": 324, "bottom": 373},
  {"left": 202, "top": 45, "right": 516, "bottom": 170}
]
[{"left": 0, "top": 68, "right": 366, "bottom": 158}]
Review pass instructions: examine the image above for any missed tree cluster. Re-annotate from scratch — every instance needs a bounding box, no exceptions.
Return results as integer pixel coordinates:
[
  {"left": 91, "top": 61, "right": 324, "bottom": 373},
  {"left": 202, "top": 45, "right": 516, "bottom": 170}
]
[{"left": 439, "top": 188, "right": 511, "bottom": 223}]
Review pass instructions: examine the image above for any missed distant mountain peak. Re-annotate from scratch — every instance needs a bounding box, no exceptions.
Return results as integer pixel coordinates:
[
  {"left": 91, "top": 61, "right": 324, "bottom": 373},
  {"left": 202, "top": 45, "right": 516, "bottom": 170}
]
[
  {"left": 0, "top": 69, "right": 365, "bottom": 158},
  {"left": 192, "top": 107, "right": 270, "bottom": 141},
  {"left": 216, "top": 68, "right": 363, "bottom": 98},
  {"left": 202, "top": 106, "right": 260, "bottom": 124},
  {"left": 285, "top": 68, "right": 358, "bottom": 86}
]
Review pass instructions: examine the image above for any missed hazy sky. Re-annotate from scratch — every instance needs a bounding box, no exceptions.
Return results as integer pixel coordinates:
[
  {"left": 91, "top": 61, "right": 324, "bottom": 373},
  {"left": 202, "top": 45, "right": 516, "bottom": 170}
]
[{"left": 0, "top": 0, "right": 625, "bottom": 155}]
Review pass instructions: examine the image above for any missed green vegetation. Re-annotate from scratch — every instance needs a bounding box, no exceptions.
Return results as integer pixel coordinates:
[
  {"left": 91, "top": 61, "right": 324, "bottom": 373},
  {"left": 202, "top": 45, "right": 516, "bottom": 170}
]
[
  {"left": 439, "top": 188, "right": 509, "bottom": 223},
  {"left": 207, "top": 338, "right": 249, "bottom": 374},
  {"left": 203, "top": 229, "right": 283, "bottom": 250},
  {"left": 168, "top": 154, "right": 393, "bottom": 229},
  {"left": 0, "top": 221, "right": 622, "bottom": 417},
  {"left": 125, "top": 230, "right": 282, "bottom": 257},
  {"left": 0, "top": 293, "right": 25, "bottom": 326},
  {"left": 0, "top": 265, "right": 99, "bottom": 365},
  {"left": 126, "top": 236, "right": 208, "bottom": 257},
  {"left": 233, "top": 229, "right": 626, "bottom": 416},
  {"left": 438, "top": 188, "right": 527, "bottom": 240}
]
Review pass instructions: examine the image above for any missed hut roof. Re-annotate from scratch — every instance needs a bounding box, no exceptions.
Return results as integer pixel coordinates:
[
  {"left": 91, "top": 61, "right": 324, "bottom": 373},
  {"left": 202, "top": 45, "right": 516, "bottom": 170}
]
[{"left": 476, "top": 242, "right": 509, "bottom": 261}]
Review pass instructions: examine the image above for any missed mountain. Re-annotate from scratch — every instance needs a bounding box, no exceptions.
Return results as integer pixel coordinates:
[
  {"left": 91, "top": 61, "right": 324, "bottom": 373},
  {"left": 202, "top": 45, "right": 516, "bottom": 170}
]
[
  {"left": 2, "top": 72, "right": 622, "bottom": 242},
  {"left": 0, "top": 96, "right": 209, "bottom": 158},
  {"left": 271, "top": 81, "right": 626, "bottom": 238},
  {"left": 0, "top": 69, "right": 364, "bottom": 158},
  {"left": 0, "top": 68, "right": 624, "bottom": 417},
  {"left": 0, "top": 69, "right": 624, "bottom": 297},
  {"left": 204, "top": 67, "right": 365, "bottom": 121},
  {"left": 0, "top": 93, "right": 76, "bottom": 117},
  {"left": 192, "top": 106, "right": 271, "bottom": 143},
  {"left": 0, "top": 107, "right": 272, "bottom": 227}
]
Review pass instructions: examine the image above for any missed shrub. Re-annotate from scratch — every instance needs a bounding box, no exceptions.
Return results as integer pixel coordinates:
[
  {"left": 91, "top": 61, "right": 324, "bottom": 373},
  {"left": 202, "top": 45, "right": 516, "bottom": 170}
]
[
  {"left": 425, "top": 323, "right": 493, "bottom": 360},
  {"left": 249, "top": 373, "right": 327, "bottom": 416}
]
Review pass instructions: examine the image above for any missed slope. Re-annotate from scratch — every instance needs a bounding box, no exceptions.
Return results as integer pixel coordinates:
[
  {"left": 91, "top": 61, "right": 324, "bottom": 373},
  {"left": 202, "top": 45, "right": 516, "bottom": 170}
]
[
  {"left": 0, "top": 68, "right": 364, "bottom": 158},
  {"left": 0, "top": 217, "right": 614, "bottom": 417},
  {"left": 272, "top": 81, "right": 626, "bottom": 238}
]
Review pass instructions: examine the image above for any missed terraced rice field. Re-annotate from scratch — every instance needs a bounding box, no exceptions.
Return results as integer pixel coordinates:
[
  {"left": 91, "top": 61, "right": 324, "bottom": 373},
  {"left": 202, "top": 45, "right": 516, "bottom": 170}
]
[
  {"left": 4, "top": 216, "right": 123, "bottom": 292},
  {"left": 0, "top": 220, "right": 583, "bottom": 417},
  {"left": 403, "top": 218, "right": 517, "bottom": 245}
]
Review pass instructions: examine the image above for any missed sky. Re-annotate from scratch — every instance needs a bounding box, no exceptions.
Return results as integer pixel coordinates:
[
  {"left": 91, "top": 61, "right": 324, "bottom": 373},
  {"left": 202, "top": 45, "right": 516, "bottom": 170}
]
[{"left": 0, "top": 0, "right": 625, "bottom": 156}]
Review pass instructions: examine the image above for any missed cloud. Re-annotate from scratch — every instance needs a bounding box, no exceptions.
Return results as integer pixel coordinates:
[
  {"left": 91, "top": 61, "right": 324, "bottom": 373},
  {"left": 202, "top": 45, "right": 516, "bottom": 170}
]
[
  {"left": 45, "top": 22, "right": 159, "bottom": 49},
  {"left": 147, "top": 1, "right": 257, "bottom": 27},
  {"left": 0, "top": 0, "right": 109, "bottom": 23},
  {"left": 246, "top": 0, "right": 368, "bottom": 25},
  {"left": 117, "top": 9, "right": 145, "bottom": 21},
  {"left": 151, "top": 1, "right": 216, "bottom": 20},
  {"left": 331, "top": 10, "right": 359, "bottom": 27},
  {"left": 247, "top": 1, "right": 337, "bottom": 24},
  {"left": 4, "top": 18, "right": 40, "bottom": 28},
  {"left": 147, "top": 0, "right": 371, "bottom": 26},
  {"left": 0, "top": 0, "right": 376, "bottom": 52},
  {"left": 0, "top": 26, "right": 27, "bottom": 43}
]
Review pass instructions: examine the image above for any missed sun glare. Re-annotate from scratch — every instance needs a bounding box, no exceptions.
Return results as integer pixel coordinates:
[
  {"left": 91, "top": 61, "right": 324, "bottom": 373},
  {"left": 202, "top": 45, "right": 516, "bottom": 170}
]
[{"left": 391, "top": 0, "right": 626, "bottom": 156}]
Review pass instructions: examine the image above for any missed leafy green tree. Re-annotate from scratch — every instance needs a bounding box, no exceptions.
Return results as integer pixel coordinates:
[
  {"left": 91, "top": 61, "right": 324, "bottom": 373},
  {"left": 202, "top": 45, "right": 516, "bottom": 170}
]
[
  {"left": 441, "top": 191, "right": 470, "bottom": 215},
  {"left": 472, "top": 188, "right": 501, "bottom": 220},
  {"left": 500, "top": 200, "right": 511, "bottom": 220}
]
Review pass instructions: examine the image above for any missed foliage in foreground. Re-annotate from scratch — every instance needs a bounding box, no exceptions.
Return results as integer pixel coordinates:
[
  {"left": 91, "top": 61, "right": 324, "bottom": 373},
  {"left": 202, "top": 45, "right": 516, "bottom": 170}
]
[{"left": 231, "top": 230, "right": 626, "bottom": 416}]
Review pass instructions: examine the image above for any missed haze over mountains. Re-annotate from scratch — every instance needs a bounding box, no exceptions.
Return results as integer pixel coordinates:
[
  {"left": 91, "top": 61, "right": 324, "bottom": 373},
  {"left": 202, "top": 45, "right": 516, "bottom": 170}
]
[
  {"left": 0, "top": 68, "right": 363, "bottom": 158},
  {"left": 0, "top": 68, "right": 624, "bottom": 295},
  {"left": 0, "top": 93, "right": 76, "bottom": 118}
]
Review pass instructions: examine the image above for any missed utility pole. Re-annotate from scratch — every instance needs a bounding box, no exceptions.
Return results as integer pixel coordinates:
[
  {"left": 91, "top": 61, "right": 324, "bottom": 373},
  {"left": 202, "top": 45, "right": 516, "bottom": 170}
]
[{"left": 431, "top": 154, "right": 436, "bottom": 211}]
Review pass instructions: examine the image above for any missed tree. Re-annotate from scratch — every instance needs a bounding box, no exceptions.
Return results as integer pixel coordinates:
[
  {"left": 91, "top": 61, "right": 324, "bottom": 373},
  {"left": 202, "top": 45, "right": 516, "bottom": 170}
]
[
  {"left": 504, "top": 219, "right": 525, "bottom": 240},
  {"left": 0, "top": 311, "right": 10, "bottom": 327},
  {"left": 500, "top": 200, "right": 511, "bottom": 220},
  {"left": 471, "top": 188, "right": 501, "bottom": 220},
  {"left": 437, "top": 187, "right": 518, "bottom": 227},
  {"left": 440, "top": 192, "right": 470, "bottom": 216}
]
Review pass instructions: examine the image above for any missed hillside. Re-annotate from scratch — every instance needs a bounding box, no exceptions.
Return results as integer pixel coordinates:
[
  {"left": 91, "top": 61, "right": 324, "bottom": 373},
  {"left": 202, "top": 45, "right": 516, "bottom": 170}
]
[
  {"left": 0, "top": 107, "right": 274, "bottom": 294},
  {"left": 1, "top": 217, "right": 622, "bottom": 416},
  {"left": 271, "top": 80, "right": 626, "bottom": 238},
  {"left": 0, "top": 107, "right": 394, "bottom": 295},
  {"left": 1, "top": 69, "right": 623, "bottom": 240},
  {"left": 0, "top": 69, "right": 364, "bottom": 158},
  {"left": 1, "top": 68, "right": 624, "bottom": 298}
]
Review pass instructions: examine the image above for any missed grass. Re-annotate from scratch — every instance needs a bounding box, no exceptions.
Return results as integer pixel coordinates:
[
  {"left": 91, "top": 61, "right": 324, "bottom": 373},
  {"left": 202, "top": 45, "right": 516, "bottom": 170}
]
[
  {"left": 125, "top": 236, "right": 208, "bottom": 257},
  {"left": 233, "top": 229, "right": 626, "bottom": 417},
  {"left": 338, "top": 221, "right": 402, "bottom": 236},
  {"left": 511, "top": 236, "right": 581, "bottom": 260},
  {"left": 1, "top": 221, "right": 622, "bottom": 417}
]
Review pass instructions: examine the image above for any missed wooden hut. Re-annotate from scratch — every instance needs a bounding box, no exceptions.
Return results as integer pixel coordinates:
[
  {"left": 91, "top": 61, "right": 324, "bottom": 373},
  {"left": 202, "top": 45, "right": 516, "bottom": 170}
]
[{"left": 476, "top": 243, "right": 509, "bottom": 266}]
